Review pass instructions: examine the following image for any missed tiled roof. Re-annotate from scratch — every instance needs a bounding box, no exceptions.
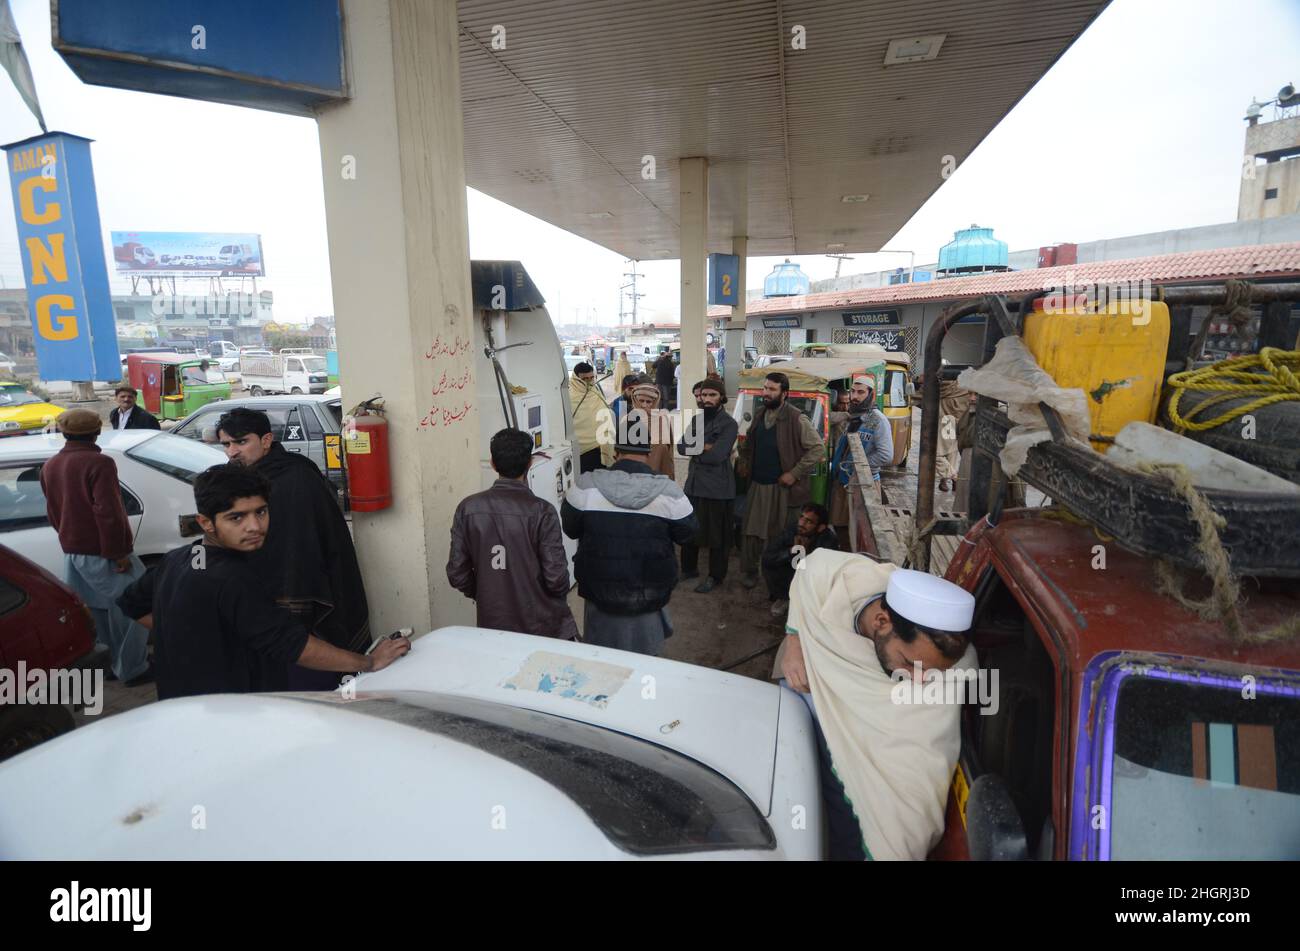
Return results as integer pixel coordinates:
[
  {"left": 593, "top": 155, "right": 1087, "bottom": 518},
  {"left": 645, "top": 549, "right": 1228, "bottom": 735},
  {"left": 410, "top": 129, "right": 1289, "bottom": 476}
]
[{"left": 709, "top": 241, "right": 1300, "bottom": 319}]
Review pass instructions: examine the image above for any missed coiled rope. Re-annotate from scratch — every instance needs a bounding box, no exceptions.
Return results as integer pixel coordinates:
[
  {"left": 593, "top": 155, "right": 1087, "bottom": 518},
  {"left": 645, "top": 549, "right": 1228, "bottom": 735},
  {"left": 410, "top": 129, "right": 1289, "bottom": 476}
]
[{"left": 1165, "top": 347, "right": 1300, "bottom": 432}]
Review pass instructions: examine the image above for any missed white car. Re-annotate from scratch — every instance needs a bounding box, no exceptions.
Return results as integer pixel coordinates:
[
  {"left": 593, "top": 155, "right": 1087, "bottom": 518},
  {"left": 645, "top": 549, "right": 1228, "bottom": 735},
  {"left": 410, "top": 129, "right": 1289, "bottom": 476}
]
[
  {"left": 0, "top": 627, "right": 824, "bottom": 859},
  {"left": 0, "top": 431, "right": 226, "bottom": 579}
]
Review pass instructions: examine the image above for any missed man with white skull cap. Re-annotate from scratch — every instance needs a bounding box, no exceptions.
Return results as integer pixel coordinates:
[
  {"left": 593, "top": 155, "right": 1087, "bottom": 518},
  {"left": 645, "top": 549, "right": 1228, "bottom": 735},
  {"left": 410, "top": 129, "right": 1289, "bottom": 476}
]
[
  {"left": 830, "top": 374, "right": 894, "bottom": 498},
  {"left": 773, "top": 547, "right": 977, "bottom": 860}
]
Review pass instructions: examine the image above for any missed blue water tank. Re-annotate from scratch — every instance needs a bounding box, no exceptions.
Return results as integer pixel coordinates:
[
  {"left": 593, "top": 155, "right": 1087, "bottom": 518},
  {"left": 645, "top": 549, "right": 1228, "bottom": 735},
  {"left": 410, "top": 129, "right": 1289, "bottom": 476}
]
[
  {"left": 763, "top": 259, "right": 811, "bottom": 297},
  {"left": 937, "top": 225, "right": 1008, "bottom": 274}
]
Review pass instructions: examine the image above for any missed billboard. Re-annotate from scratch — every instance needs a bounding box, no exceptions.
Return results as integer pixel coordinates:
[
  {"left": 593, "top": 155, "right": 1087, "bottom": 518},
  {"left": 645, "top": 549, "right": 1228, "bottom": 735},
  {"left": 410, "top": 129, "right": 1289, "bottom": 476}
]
[
  {"left": 110, "top": 231, "right": 264, "bottom": 277},
  {"left": 3, "top": 132, "right": 120, "bottom": 380}
]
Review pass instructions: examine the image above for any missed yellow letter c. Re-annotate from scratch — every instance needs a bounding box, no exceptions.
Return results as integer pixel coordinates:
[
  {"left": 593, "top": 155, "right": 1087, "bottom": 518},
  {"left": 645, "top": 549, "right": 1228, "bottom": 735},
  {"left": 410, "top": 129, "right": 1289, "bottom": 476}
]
[{"left": 19, "top": 176, "right": 60, "bottom": 225}]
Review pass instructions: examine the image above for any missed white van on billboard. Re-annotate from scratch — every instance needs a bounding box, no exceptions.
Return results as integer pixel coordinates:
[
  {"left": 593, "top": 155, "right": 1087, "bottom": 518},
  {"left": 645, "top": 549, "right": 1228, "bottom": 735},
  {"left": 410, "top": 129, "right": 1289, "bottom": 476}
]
[{"left": 110, "top": 231, "right": 264, "bottom": 277}]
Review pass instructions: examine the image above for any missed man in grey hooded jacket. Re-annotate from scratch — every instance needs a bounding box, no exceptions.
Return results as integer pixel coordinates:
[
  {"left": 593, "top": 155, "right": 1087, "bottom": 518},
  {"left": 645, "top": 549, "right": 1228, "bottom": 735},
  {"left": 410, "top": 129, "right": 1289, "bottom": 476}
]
[{"left": 561, "top": 409, "right": 697, "bottom": 655}]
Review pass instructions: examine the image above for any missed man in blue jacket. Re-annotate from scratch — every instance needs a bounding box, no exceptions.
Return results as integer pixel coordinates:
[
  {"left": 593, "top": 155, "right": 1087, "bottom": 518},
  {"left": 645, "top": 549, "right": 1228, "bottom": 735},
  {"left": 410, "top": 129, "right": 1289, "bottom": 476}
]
[
  {"left": 561, "top": 409, "right": 697, "bottom": 655},
  {"left": 830, "top": 375, "right": 894, "bottom": 499}
]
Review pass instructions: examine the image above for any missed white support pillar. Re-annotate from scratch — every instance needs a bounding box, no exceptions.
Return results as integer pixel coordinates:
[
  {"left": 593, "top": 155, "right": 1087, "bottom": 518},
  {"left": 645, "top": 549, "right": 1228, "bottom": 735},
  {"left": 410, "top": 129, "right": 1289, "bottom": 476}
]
[
  {"left": 678, "top": 157, "right": 708, "bottom": 410},
  {"left": 315, "top": 0, "right": 477, "bottom": 636},
  {"left": 724, "top": 235, "right": 747, "bottom": 398}
]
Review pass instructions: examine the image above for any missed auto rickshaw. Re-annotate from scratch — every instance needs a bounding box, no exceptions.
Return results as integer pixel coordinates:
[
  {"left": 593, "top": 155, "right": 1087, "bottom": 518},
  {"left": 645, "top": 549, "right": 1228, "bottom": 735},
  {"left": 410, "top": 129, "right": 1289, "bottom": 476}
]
[
  {"left": 789, "top": 342, "right": 913, "bottom": 466},
  {"left": 126, "top": 352, "right": 232, "bottom": 421},
  {"left": 734, "top": 356, "right": 888, "bottom": 505}
]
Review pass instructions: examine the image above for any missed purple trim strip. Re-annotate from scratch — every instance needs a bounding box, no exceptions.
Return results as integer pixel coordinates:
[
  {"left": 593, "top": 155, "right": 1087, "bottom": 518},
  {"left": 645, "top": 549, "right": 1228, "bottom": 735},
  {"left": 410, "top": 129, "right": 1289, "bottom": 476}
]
[
  {"left": 1085, "top": 662, "right": 1300, "bottom": 862},
  {"left": 1067, "top": 651, "right": 1120, "bottom": 860}
]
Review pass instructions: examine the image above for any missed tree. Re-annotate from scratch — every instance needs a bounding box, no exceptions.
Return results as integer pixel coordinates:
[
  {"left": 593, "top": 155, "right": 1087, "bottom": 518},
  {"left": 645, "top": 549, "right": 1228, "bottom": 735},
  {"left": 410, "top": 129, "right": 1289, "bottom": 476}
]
[{"left": 265, "top": 331, "right": 310, "bottom": 351}]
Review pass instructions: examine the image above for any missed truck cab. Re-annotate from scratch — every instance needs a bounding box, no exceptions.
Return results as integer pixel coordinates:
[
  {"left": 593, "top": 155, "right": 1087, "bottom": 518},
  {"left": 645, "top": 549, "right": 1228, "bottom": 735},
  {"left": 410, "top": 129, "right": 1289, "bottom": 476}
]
[{"left": 930, "top": 509, "right": 1300, "bottom": 861}]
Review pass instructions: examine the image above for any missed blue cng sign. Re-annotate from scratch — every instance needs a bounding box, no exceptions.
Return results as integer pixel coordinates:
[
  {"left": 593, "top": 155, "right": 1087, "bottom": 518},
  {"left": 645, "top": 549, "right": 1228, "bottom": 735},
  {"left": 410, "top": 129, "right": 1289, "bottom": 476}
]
[
  {"left": 4, "top": 132, "right": 119, "bottom": 381},
  {"left": 708, "top": 253, "right": 740, "bottom": 306}
]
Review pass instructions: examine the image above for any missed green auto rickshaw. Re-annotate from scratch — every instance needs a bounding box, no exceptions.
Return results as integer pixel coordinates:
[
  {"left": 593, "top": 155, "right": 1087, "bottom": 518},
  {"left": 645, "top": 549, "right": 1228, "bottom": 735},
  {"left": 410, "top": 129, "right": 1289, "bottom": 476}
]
[{"left": 126, "top": 352, "right": 232, "bottom": 421}]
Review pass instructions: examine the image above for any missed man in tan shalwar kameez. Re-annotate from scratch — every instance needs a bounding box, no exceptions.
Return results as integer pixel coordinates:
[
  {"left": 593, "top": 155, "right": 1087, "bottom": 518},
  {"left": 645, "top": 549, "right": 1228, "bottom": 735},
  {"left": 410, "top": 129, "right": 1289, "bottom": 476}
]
[
  {"left": 774, "top": 548, "right": 977, "bottom": 860},
  {"left": 937, "top": 379, "right": 972, "bottom": 492}
]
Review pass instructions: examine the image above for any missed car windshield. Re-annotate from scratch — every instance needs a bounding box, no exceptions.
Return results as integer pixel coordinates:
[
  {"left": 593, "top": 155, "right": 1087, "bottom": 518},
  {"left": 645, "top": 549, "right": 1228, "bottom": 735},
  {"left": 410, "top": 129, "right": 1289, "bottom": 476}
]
[
  {"left": 0, "top": 392, "right": 41, "bottom": 407},
  {"left": 302, "top": 357, "right": 327, "bottom": 372},
  {"left": 284, "top": 691, "right": 775, "bottom": 855},
  {"left": 125, "top": 433, "right": 227, "bottom": 484},
  {"left": 181, "top": 365, "right": 226, "bottom": 385},
  {"left": 1108, "top": 672, "right": 1300, "bottom": 859}
]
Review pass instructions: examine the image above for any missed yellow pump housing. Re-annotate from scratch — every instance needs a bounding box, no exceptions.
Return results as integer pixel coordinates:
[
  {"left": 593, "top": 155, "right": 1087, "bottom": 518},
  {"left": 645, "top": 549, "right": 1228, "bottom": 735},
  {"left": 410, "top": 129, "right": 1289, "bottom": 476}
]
[{"left": 1021, "top": 299, "right": 1170, "bottom": 452}]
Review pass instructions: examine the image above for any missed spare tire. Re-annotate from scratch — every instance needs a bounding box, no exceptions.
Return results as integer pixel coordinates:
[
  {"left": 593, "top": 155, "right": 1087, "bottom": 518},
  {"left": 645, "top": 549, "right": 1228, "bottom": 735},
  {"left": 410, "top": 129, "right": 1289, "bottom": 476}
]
[{"left": 1159, "top": 386, "right": 1300, "bottom": 486}]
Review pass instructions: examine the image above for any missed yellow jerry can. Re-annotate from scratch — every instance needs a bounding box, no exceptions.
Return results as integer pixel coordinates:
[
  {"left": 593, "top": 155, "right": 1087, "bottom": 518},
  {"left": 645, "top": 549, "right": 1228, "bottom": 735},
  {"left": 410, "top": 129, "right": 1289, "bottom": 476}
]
[{"left": 1021, "top": 299, "right": 1170, "bottom": 452}]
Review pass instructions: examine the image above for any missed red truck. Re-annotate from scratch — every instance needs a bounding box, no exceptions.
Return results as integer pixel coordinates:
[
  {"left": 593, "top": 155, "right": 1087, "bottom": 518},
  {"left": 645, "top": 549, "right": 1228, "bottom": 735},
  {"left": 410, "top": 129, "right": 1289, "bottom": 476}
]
[{"left": 923, "top": 509, "right": 1299, "bottom": 860}]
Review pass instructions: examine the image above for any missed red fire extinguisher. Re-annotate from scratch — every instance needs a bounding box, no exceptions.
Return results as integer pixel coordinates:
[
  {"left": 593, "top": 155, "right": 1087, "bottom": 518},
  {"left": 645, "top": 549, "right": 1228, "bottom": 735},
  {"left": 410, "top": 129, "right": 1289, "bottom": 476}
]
[{"left": 344, "top": 396, "right": 392, "bottom": 512}]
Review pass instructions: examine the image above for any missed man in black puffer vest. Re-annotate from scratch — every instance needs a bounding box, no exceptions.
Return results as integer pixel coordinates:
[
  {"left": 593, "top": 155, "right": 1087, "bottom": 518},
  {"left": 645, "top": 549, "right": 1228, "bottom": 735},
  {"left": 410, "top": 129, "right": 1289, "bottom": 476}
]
[{"left": 562, "top": 409, "right": 697, "bottom": 656}]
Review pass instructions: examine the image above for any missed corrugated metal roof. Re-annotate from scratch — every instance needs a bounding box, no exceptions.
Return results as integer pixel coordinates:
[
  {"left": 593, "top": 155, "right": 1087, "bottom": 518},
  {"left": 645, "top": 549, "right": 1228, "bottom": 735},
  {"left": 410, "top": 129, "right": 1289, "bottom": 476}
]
[
  {"left": 709, "top": 241, "right": 1300, "bottom": 317},
  {"left": 456, "top": 0, "right": 1110, "bottom": 259}
]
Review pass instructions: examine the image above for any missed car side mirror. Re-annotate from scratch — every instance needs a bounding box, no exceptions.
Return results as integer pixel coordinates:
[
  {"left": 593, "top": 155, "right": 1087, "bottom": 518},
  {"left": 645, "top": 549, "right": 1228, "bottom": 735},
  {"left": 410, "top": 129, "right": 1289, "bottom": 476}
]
[
  {"left": 965, "top": 774, "right": 1028, "bottom": 861},
  {"left": 178, "top": 514, "right": 203, "bottom": 538}
]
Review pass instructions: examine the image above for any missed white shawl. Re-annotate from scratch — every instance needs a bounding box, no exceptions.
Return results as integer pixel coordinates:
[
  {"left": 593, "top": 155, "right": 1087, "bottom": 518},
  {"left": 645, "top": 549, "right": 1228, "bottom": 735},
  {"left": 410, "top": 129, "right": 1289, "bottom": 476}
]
[{"left": 788, "top": 548, "right": 974, "bottom": 860}]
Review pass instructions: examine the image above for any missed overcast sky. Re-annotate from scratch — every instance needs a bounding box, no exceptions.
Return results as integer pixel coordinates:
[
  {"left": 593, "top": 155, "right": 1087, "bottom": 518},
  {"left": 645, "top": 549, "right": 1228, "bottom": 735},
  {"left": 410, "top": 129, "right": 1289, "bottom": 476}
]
[{"left": 2, "top": 0, "right": 1297, "bottom": 326}]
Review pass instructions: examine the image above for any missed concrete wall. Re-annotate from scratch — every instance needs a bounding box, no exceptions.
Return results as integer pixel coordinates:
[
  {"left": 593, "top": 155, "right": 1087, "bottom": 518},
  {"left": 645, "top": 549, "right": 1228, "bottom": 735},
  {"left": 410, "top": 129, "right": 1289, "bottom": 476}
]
[
  {"left": 1244, "top": 114, "right": 1300, "bottom": 160},
  {"left": 1239, "top": 158, "right": 1300, "bottom": 220}
]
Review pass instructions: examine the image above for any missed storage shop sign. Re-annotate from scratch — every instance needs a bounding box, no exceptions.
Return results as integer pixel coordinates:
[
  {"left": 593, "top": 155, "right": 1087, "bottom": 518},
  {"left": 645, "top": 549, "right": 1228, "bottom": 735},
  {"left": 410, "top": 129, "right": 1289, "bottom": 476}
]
[
  {"left": 842, "top": 309, "right": 900, "bottom": 327},
  {"left": 762, "top": 316, "right": 802, "bottom": 329}
]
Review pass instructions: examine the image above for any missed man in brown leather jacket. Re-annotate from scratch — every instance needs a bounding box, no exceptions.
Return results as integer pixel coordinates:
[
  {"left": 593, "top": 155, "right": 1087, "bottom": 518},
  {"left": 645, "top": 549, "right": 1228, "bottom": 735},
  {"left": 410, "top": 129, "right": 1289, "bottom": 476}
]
[{"left": 446, "top": 428, "right": 578, "bottom": 639}]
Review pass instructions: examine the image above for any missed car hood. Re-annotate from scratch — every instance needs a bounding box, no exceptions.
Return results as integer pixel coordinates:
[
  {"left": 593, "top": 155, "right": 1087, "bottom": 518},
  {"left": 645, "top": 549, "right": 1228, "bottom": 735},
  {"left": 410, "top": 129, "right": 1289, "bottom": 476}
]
[
  {"left": 357, "top": 627, "right": 781, "bottom": 814},
  {"left": 0, "top": 401, "right": 62, "bottom": 423},
  {"left": 0, "top": 629, "right": 787, "bottom": 859}
]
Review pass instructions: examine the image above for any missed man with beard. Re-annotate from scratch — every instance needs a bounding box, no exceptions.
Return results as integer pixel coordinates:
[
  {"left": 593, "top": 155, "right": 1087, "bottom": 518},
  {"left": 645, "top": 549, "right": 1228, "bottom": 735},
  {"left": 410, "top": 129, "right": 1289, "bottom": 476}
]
[
  {"left": 215, "top": 407, "right": 371, "bottom": 690},
  {"left": 774, "top": 548, "right": 976, "bottom": 860},
  {"left": 830, "top": 374, "right": 894, "bottom": 502},
  {"left": 678, "top": 378, "right": 738, "bottom": 593},
  {"left": 610, "top": 373, "right": 641, "bottom": 427},
  {"left": 629, "top": 382, "right": 676, "bottom": 478},
  {"left": 736, "top": 372, "right": 824, "bottom": 588}
]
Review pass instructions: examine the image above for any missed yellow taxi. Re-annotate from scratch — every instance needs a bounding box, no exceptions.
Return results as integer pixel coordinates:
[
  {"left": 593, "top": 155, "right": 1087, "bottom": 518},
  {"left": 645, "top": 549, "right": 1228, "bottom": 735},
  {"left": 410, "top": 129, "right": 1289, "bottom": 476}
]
[{"left": 0, "top": 383, "right": 64, "bottom": 437}]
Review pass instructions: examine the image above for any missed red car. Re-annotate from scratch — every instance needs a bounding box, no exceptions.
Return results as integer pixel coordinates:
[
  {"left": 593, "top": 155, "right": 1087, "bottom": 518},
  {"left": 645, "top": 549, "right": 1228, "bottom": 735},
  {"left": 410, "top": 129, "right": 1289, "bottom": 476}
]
[{"left": 0, "top": 544, "right": 98, "bottom": 761}]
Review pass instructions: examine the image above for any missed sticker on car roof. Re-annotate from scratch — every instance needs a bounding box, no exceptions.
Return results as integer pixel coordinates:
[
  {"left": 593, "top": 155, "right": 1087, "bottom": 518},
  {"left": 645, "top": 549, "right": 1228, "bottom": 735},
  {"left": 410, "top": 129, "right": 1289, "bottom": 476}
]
[{"left": 501, "top": 651, "right": 632, "bottom": 710}]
